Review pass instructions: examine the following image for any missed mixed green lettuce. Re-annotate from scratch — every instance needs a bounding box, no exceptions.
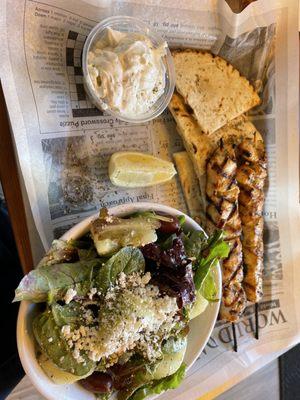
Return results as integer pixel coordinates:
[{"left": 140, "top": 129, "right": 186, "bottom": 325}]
[
  {"left": 129, "top": 364, "right": 186, "bottom": 400},
  {"left": 37, "top": 239, "right": 79, "bottom": 268},
  {"left": 183, "top": 230, "right": 206, "bottom": 259},
  {"left": 51, "top": 302, "right": 83, "bottom": 327},
  {"left": 193, "top": 230, "right": 230, "bottom": 301},
  {"left": 14, "top": 246, "right": 144, "bottom": 303},
  {"left": 14, "top": 259, "right": 101, "bottom": 303},
  {"left": 33, "top": 311, "right": 95, "bottom": 376},
  {"left": 117, "top": 354, "right": 186, "bottom": 400},
  {"left": 96, "top": 247, "right": 145, "bottom": 293}
]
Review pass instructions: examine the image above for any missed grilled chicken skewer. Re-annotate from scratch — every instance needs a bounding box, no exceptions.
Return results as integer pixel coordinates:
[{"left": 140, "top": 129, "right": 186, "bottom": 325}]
[
  {"left": 236, "top": 139, "right": 267, "bottom": 303},
  {"left": 206, "top": 142, "right": 246, "bottom": 322}
]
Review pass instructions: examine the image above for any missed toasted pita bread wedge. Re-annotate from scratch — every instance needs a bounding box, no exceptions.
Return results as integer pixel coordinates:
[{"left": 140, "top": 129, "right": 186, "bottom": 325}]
[
  {"left": 172, "top": 50, "right": 260, "bottom": 134},
  {"left": 169, "top": 92, "right": 263, "bottom": 206},
  {"left": 173, "top": 151, "right": 203, "bottom": 219}
]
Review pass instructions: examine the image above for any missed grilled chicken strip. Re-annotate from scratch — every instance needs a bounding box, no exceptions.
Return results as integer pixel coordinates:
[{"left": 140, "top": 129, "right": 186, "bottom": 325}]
[
  {"left": 236, "top": 139, "right": 267, "bottom": 303},
  {"left": 206, "top": 142, "right": 246, "bottom": 322}
]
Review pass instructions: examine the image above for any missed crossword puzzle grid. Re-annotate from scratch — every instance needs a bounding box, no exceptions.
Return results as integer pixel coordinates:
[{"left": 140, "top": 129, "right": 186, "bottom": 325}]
[{"left": 66, "top": 30, "right": 103, "bottom": 118}]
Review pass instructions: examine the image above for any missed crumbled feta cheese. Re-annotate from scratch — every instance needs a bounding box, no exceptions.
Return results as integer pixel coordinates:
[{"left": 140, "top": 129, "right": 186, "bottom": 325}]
[
  {"left": 64, "top": 288, "right": 77, "bottom": 304},
  {"left": 118, "top": 272, "right": 127, "bottom": 288},
  {"left": 79, "top": 325, "right": 86, "bottom": 336},
  {"left": 88, "top": 287, "right": 97, "bottom": 300},
  {"left": 94, "top": 271, "right": 179, "bottom": 362},
  {"left": 73, "top": 348, "right": 85, "bottom": 362},
  {"left": 48, "top": 337, "right": 53, "bottom": 343},
  {"left": 61, "top": 325, "right": 71, "bottom": 335},
  {"left": 73, "top": 349, "right": 80, "bottom": 359},
  {"left": 89, "top": 350, "right": 101, "bottom": 362},
  {"left": 83, "top": 309, "right": 95, "bottom": 324},
  {"left": 141, "top": 272, "right": 151, "bottom": 285},
  {"left": 59, "top": 271, "right": 182, "bottom": 367}
]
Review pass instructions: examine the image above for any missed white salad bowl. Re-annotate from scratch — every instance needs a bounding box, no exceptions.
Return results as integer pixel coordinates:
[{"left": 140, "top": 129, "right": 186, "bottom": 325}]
[{"left": 17, "top": 202, "right": 221, "bottom": 400}]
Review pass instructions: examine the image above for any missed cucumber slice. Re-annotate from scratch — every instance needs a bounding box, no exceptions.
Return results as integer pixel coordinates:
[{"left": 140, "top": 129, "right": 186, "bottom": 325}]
[
  {"left": 189, "top": 291, "right": 209, "bottom": 320},
  {"left": 91, "top": 213, "right": 160, "bottom": 256},
  {"left": 152, "top": 340, "right": 187, "bottom": 380},
  {"left": 38, "top": 353, "right": 93, "bottom": 385}
]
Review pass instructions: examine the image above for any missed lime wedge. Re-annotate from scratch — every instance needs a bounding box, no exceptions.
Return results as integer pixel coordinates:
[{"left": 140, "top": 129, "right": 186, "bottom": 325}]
[{"left": 108, "top": 152, "right": 176, "bottom": 188}]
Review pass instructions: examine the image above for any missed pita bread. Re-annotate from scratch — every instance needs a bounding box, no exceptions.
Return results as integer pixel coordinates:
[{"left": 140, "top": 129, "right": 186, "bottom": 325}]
[
  {"left": 173, "top": 151, "right": 203, "bottom": 219},
  {"left": 169, "top": 92, "right": 263, "bottom": 205},
  {"left": 172, "top": 50, "right": 260, "bottom": 134}
]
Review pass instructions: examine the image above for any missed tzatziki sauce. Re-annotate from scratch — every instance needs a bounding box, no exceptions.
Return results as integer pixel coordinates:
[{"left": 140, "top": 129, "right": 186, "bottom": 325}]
[{"left": 87, "top": 28, "right": 167, "bottom": 116}]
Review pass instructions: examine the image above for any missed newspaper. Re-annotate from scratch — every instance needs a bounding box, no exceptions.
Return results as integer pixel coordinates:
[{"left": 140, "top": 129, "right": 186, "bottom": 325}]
[{"left": 1, "top": 0, "right": 300, "bottom": 398}]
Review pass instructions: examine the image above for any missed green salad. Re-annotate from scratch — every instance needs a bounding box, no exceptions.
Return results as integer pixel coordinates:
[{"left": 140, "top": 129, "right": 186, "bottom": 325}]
[{"left": 14, "top": 208, "right": 229, "bottom": 399}]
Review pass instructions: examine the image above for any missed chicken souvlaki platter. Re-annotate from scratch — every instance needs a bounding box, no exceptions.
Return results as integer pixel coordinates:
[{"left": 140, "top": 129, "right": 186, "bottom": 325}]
[{"left": 15, "top": 13, "right": 271, "bottom": 400}]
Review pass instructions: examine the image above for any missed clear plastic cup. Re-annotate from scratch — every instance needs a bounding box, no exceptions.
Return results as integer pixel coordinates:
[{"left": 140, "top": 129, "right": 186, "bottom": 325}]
[{"left": 82, "top": 16, "right": 175, "bottom": 123}]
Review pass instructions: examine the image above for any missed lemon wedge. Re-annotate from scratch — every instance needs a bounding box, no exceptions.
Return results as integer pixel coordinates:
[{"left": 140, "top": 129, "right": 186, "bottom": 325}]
[{"left": 109, "top": 152, "right": 176, "bottom": 188}]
